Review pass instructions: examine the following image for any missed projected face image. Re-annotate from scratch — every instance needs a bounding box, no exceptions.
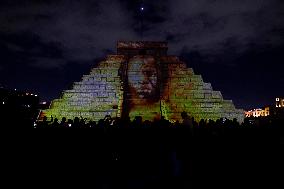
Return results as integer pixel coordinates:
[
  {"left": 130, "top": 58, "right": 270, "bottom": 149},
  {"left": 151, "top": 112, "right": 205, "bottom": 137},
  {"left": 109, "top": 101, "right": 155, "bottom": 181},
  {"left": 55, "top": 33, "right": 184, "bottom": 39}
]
[{"left": 128, "top": 56, "right": 158, "bottom": 100}]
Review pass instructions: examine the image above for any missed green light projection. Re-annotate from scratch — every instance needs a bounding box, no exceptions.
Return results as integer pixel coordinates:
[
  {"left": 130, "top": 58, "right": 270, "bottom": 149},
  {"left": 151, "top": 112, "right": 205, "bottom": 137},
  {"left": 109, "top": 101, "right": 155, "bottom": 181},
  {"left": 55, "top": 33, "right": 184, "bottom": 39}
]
[{"left": 43, "top": 55, "right": 125, "bottom": 121}]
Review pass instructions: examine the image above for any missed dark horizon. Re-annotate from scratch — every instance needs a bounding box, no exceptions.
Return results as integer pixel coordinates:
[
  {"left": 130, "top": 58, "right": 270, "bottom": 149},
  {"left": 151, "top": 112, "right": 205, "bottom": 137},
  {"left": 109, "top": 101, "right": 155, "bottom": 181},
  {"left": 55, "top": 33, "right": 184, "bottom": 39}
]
[{"left": 1, "top": 0, "right": 283, "bottom": 110}]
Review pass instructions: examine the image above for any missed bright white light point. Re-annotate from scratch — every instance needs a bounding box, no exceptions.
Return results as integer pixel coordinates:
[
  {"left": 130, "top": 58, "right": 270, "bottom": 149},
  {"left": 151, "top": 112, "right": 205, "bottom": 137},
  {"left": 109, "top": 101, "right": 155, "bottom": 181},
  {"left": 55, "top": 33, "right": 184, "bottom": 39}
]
[
  {"left": 141, "top": 7, "right": 144, "bottom": 11},
  {"left": 35, "top": 95, "right": 38, "bottom": 97}
]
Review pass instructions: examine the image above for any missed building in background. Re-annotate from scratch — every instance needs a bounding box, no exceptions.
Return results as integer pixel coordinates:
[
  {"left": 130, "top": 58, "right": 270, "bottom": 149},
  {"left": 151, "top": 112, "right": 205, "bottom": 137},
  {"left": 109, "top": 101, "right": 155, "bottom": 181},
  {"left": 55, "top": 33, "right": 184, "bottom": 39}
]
[
  {"left": 245, "top": 97, "right": 284, "bottom": 119},
  {"left": 276, "top": 97, "right": 284, "bottom": 108},
  {"left": 271, "top": 97, "right": 284, "bottom": 119},
  {"left": 245, "top": 107, "right": 270, "bottom": 118}
]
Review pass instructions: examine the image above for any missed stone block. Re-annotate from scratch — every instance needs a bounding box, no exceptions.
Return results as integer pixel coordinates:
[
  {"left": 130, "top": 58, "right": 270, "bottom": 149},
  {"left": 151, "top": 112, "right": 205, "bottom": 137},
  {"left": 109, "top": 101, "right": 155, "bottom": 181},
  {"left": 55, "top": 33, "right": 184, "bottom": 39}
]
[
  {"left": 212, "top": 91, "right": 222, "bottom": 99},
  {"left": 194, "top": 92, "right": 205, "bottom": 99},
  {"left": 204, "top": 93, "right": 212, "bottom": 99}
]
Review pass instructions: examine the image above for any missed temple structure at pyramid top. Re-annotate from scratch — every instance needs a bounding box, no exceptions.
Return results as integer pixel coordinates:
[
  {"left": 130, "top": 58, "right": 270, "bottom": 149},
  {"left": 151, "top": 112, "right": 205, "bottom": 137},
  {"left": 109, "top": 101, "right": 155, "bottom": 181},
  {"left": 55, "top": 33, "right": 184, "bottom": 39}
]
[
  {"left": 41, "top": 41, "right": 244, "bottom": 123},
  {"left": 117, "top": 41, "right": 168, "bottom": 56}
]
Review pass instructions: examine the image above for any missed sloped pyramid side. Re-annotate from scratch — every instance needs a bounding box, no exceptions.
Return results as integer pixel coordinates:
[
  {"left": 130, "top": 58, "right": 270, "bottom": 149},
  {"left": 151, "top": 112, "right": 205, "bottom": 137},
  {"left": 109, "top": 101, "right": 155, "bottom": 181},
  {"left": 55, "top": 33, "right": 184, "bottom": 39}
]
[
  {"left": 43, "top": 55, "right": 125, "bottom": 121},
  {"left": 160, "top": 56, "right": 244, "bottom": 123}
]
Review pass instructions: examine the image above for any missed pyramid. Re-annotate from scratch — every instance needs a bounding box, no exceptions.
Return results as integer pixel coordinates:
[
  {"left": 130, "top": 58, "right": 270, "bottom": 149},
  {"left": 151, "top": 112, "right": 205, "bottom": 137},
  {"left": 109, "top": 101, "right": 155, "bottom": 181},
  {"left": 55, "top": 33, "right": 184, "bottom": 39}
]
[{"left": 42, "top": 41, "right": 244, "bottom": 123}]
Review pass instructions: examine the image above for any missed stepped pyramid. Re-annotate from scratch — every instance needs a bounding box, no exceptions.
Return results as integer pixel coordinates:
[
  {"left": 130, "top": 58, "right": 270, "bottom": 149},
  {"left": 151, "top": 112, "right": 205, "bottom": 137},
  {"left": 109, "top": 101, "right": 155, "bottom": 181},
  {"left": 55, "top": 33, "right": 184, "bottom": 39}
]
[{"left": 42, "top": 41, "right": 244, "bottom": 123}]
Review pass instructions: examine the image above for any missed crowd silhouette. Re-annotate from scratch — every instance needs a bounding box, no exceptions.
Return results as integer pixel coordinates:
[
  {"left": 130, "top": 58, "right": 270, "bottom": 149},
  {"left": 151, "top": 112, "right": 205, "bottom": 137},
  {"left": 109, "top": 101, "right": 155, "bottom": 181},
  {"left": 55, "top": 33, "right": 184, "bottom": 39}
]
[
  {"left": 36, "top": 111, "right": 284, "bottom": 131},
  {"left": 8, "top": 111, "right": 282, "bottom": 188},
  {"left": 31, "top": 112, "right": 284, "bottom": 188}
]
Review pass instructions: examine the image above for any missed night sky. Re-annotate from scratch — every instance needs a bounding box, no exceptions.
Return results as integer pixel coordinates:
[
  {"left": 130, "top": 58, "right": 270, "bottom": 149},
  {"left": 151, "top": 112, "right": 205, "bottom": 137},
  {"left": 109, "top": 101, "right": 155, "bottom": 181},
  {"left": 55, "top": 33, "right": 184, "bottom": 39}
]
[{"left": 0, "top": 0, "right": 283, "bottom": 110}]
